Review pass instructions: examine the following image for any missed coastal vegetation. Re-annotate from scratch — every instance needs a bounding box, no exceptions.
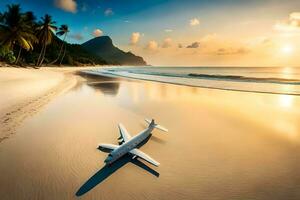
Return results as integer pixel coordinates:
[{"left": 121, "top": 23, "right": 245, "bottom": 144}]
[
  {"left": 0, "top": 4, "right": 108, "bottom": 67},
  {"left": 0, "top": 3, "right": 146, "bottom": 67}
]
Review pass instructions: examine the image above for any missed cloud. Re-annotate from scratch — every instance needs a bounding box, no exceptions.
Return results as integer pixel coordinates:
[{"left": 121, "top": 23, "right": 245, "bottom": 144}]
[
  {"left": 165, "top": 29, "right": 173, "bottom": 32},
  {"left": 130, "top": 32, "right": 140, "bottom": 45},
  {"left": 104, "top": 8, "right": 114, "bottom": 16},
  {"left": 215, "top": 47, "right": 249, "bottom": 56},
  {"left": 162, "top": 38, "right": 172, "bottom": 48},
  {"left": 187, "top": 42, "right": 200, "bottom": 48},
  {"left": 145, "top": 40, "right": 158, "bottom": 51},
  {"left": 274, "top": 12, "right": 300, "bottom": 32},
  {"left": 54, "top": 0, "right": 77, "bottom": 13},
  {"left": 92, "top": 29, "right": 103, "bottom": 37},
  {"left": 196, "top": 34, "right": 250, "bottom": 56},
  {"left": 260, "top": 38, "right": 273, "bottom": 47},
  {"left": 190, "top": 18, "right": 200, "bottom": 26},
  {"left": 291, "top": 12, "right": 300, "bottom": 20},
  {"left": 70, "top": 33, "right": 83, "bottom": 41},
  {"left": 200, "top": 34, "right": 218, "bottom": 43}
]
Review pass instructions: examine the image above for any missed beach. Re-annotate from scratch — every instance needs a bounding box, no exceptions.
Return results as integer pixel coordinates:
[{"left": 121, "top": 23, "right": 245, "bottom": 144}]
[
  {"left": 0, "top": 68, "right": 300, "bottom": 200},
  {"left": 0, "top": 67, "right": 81, "bottom": 143}
]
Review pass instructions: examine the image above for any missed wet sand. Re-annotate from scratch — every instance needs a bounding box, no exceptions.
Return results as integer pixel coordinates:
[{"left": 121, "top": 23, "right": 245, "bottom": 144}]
[{"left": 1, "top": 73, "right": 300, "bottom": 200}]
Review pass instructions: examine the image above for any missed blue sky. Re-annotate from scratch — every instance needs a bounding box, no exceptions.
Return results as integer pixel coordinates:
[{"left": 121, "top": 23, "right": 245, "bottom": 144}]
[
  {"left": 1, "top": 0, "right": 300, "bottom": 66},
  {"left": 0, "top": 0, "right": 269, "bottom": 44}
]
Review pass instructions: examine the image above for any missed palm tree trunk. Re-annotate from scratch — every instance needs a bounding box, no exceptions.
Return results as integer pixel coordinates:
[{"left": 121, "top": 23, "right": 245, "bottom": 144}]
[
  {"left": 49, "top": 34, "right": 66, "bottom": 65},
  {"left": 59, "top": 44, "right": 66, "bottom": 66},
  {"left": 36, "top": 45, "right": 44, "bottom": 67},
  {"left": 37, "top": 45, "right": 45, "bottom": 67},
  {"left": 39, "top": 44, "right": 47, "bottom": 67},
  {"left": 15, "top": 47, "right": 22, "bottom": 65}
]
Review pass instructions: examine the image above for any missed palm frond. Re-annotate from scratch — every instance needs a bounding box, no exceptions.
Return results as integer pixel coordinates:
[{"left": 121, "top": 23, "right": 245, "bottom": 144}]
[
  {"left": 50, "top": 25, "right": 57, "bottom": 32},
  {"left": 17, "top": 36, "right": 32, "bottom": 51},
  {"left": 0, "top": 3, "right": 37, "bottom": 52},
  {"left": 56, "top": 24, "right": 69, "bottom": 38},
  {"left": 4, "top": 4, "right": 22, "bottom": 28},
  {"left": 56, "top": 31, "right": 65, "bottom": 36}
]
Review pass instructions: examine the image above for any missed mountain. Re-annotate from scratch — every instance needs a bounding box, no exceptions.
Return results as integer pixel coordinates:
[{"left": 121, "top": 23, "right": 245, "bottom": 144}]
[
  {"left": 21, "top": 36, "right": 108, "bottom": 66},
  {"left": 82, "top": 36, "right": 147, "bottom": 66}
]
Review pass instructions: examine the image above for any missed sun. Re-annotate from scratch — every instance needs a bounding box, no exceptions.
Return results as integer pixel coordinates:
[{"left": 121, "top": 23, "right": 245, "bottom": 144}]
[{"left": 281, "top": 44, "right": 294, "bottom": 55}]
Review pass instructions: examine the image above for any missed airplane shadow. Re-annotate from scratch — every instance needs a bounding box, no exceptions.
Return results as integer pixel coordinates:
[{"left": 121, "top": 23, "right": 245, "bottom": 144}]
[
  {"left": 151, "top": 135, "right": 167, "bottom": 144},
  {"left": 75, "top": 135, "right": 160, "bottom": 197}
]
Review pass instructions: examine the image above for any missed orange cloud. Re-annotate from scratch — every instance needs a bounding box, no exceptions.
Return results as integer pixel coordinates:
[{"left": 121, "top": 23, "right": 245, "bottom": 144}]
[
  {"left": 54, "top": 0, "right": 77, "bottom": 13},
  {"left": 145, "top": 40, "right": 158, "bottom": 51},
  {"left": 162, "top": 38, "right": 172, "bottom": 48},
  {"left": 215, "top": 47, "right": 249, "bottom": 56},
  {"left": 130, "top": 32, "right": 141, "bottom": 45},
  {"left": 70, "top": 33, "right": 83, "bottom": 41},
  {"left": 92, "top": 29, "right": 103, "bottom": 37},
  {"left": 186, "top": 42, "right": 200, "bottom": 48},
  {"left": 274, "top": 12, "right": 300, "bottom": 32}
]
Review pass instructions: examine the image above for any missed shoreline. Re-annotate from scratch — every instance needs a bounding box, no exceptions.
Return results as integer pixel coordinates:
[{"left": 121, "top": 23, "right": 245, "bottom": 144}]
[{"left": 83, "top": 69, "right": 300, "bottom": 96}]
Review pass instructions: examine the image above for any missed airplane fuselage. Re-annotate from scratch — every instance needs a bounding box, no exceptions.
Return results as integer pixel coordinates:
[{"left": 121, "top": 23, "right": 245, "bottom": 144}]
[{"left": 104, "top": 126, "right": 155, "bottom": 165}]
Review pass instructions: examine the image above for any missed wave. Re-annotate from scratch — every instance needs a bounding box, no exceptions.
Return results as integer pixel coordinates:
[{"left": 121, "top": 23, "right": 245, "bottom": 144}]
[
  {"left": 118, "top": 70, "right": 300, "bottom": 85},
  {"left": 187, "top": 73, "right": 300, "bottom": 85}
]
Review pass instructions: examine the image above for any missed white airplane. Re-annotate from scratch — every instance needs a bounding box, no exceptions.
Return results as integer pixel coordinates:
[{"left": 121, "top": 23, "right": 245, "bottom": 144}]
[{"left": 98, "top": 119, "right": 168, "bottom": 167}]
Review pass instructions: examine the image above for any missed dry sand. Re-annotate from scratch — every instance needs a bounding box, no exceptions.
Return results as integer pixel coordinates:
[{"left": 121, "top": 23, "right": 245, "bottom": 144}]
[{"left": 0, "top": 67, "right": 94, "bottom": 142}]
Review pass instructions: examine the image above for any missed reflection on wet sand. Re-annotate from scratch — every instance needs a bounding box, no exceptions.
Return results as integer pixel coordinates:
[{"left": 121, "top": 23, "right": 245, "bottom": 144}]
[{"left": 88, "top": 82, "right": 120, "bottom": 96}]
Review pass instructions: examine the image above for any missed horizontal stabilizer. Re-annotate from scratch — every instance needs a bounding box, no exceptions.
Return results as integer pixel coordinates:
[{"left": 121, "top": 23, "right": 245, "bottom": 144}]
[
  {"left": 130, "top": 148, "right": 160, "bottom": 167},
  {"left": 145, "top": 119, "right": 168, "bottom": 132}
]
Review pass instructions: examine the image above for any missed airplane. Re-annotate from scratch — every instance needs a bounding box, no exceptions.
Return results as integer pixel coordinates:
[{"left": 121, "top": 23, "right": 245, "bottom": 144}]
[{"left": 98, "top": 119, "right": 168, "bottom": 167}]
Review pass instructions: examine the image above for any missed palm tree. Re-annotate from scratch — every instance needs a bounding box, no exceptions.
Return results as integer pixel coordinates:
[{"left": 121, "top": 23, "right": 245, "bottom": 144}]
[
  {"left": 0, "top": 4, "right": 37, "bottom": 64},
  {"left": 50, "top": 24, "right": 69, "bottom": 65},
  {"left": 58, "top": 25, "right": 70, "bottom": 65},
  {"left": 35, "top": 14, "right": 57, "bottom": 67},
  {"left": 0, "top": 12, "right": 3, "bottom": 23},
  {"left": 15, "top": 11, "right": 37, "bottom": 63}
]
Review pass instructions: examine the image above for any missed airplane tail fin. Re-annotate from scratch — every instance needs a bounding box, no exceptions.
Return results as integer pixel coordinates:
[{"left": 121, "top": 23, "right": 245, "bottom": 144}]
[{"left": 145, "top": 118, "right": 168, "bottom": 132}]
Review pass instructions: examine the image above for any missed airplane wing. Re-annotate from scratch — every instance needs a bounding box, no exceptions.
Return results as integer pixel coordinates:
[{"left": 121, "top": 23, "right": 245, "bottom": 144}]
[
  {"left": 130, "top": 148, "right": 160, "bottom": 167},
  {"left": 98, "top": 143, "right": 119, "bottom": 152},
  {"left": 118, "top": 123, "right": 131, "bottom": 142}
]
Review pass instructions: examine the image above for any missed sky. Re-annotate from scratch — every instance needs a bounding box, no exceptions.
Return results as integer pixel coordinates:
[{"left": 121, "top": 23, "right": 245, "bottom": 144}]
[{"left": 1, "top": 0, "right": 300, "bottom": 66}]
